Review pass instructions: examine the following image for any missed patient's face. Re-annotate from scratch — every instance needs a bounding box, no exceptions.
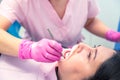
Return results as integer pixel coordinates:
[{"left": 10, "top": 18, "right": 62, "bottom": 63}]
[{"left": 58, "top": 43, "right": 116, "bottom": 80}]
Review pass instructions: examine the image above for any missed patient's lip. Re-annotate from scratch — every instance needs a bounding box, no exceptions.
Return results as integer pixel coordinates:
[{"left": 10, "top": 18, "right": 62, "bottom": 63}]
[
  {"left": 65, "top": 52, "right": 70, "bottom": 58},
  {"left": 60, "top": 53, "right": 67, "bottom": 60},
  {"left": 62, "top": 49, "right": 71, "bottom": 59},
  {"left": 62, "top": 45, "right": 79, "bottom": 59}
]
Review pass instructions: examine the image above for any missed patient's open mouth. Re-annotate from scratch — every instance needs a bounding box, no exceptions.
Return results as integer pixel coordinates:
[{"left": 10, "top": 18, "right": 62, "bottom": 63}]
[{"left": 63, "top": 51, "right": 71, "bottom": 59}]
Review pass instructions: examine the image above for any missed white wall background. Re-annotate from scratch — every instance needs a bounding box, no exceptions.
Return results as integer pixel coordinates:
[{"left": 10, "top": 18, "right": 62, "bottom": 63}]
[{"left": 0, "top": 0, "right": 120, "bottom": 48}]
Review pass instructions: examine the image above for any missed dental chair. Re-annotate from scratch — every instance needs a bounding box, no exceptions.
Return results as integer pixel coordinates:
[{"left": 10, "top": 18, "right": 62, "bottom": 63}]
[{"left": 114, "top": 18, "right": 120, "bottom": 50}]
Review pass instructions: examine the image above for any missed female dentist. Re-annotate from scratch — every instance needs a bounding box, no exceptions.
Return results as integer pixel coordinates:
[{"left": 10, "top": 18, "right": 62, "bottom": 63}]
[{"left": 0, "top": 0, "right": 120, "bottom": 80}]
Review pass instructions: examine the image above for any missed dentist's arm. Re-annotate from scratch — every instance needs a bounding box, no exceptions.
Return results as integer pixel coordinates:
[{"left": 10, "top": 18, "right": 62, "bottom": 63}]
[
  {"left": 0, "top": 15, "right": 63, "bottom": 62},
  {"left": 0, "top": 15, "right": 21, "bottom": 56},
  {"left": 85, "top": 17, "right": 109, "bottom": 38},
  {"left": 85, "top": 17, "right": 120, "bottom": 42}
]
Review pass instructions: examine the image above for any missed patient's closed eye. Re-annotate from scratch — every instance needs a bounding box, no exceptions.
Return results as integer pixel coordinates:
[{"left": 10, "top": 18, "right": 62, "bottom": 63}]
[{"left": 88, "top": 51, "right": 91, "bottom": 59}]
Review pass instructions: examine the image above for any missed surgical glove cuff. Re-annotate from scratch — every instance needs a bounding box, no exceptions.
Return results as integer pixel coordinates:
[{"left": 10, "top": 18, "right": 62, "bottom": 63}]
[
  {"left": 105, "top": 30, "right": 120, "bottom": 42},
  {"left": 18, "top": 40, "right": 33, "bottom": 59}
]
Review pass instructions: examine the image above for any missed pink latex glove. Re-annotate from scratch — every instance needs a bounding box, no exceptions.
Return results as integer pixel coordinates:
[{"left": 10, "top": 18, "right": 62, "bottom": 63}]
[
  {"left": 19, "top": 39, "right": 63, "bottom": 62},
  {"left": 106, "top": 30, "right": 120, "bottom": 42}
]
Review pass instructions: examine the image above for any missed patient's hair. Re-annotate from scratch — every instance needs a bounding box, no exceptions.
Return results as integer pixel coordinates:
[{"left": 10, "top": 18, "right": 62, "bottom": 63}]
[{"left": 90, "top": 52, "right": 120, "bottom": 80}]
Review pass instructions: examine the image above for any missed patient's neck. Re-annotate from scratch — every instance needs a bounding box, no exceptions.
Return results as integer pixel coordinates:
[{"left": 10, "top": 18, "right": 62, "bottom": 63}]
[
  {"left": 56, "top": 67, "right": 81, "bottom": 80},
  {"left": 55, "top": 67, "right": 64, "bottom": 80},
  {"left": 55, "top": 67, "right": 60, "bottom": 80},
  {"left": 56, "top": 67, "right": 69, "bottom": 80}
]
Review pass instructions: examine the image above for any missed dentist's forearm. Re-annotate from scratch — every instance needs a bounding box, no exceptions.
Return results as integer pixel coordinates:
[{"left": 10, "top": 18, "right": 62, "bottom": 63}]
[
  {"left": 85, "top": 17, "right": 110, "bottom": 38},
  {"left": 0, "top": 28, "right": 22, "bottom": 57}
]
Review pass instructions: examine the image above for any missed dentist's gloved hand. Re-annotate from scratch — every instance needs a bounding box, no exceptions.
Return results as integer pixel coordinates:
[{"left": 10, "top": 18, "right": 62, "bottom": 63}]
[
  {"left": 106, "top": 30, "right": 120, "bottom": 42},
  {"left": 19, "top": 39, "right": 63, "bottom": 62}
]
